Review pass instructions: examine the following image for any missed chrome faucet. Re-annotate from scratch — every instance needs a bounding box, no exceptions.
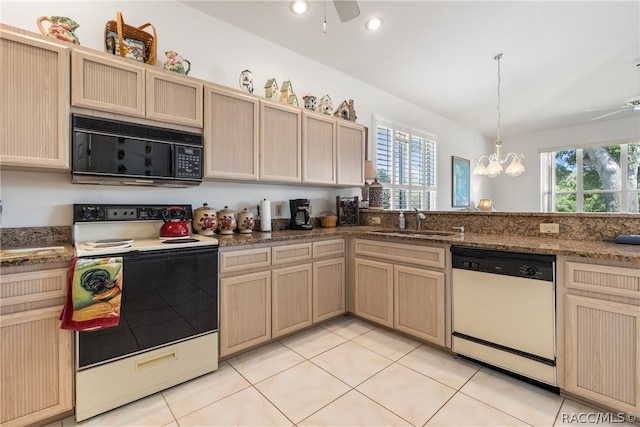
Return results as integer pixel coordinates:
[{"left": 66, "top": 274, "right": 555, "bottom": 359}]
[{"left": 414, "top": 208, "right": 426, "bottom": 230}]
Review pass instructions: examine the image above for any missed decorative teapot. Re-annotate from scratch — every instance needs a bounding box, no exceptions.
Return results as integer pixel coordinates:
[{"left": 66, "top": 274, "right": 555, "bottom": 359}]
[
  {"left": 193, "top": 203, "right": 217, "bottom": 236},
  {"left": 164, "top": 51, "right": 191, "bottom": 75},
  {"left": 216, "top": 206, "right": 237, "bottom": 235},
  {"left": 237, "top": 208, "right": 255, "bottom": 234},
  {"left": 36, "top": 16, "right": 80, "bottom": 45},
  {"left": 159, "top": 206, "right": 190, "bottom": 238}
]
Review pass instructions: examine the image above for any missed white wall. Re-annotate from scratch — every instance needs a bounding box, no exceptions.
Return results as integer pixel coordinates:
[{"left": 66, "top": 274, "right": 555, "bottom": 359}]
[
  {"left": 0, "top": 1, "right": 491, "bottom": 227},
  {"left": 490, "top": 115, "right": 640, "bottom": 212}
]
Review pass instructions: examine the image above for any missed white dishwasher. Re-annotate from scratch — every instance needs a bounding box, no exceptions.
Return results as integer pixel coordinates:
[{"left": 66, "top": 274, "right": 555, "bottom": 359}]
[{"left": 451, "top": 246, "right": 557, "bottom": 388}]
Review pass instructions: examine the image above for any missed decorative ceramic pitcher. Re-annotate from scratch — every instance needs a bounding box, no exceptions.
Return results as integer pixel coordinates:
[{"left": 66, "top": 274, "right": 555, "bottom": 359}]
[
  {"left": 36, "top": 16, "right": 80, "bottom": 45},
  {"left": 163, "top": 51, "right": 191, "bottom": 75}
]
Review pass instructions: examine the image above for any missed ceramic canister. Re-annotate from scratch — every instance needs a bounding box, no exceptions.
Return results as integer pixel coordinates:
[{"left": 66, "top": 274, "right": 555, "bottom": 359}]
[
  {"left": 237, "top": 208, "right": 255, "bottom": 234},
  {"left": 193, "top": 203, "right": 217, "bottom": 236},
  {"left": 216, "top": 206, "right": 237, "bottom": 235}
]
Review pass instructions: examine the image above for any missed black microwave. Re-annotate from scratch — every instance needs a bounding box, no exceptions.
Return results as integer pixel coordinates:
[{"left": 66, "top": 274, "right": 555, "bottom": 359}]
[{"left": 71, "top": 114, "right": 203, "bottom": 187}]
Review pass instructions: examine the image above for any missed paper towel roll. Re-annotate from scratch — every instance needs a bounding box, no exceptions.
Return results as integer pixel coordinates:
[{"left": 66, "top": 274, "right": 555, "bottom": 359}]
[{"left": 260, "top": 199, "right": 272, "bottom": 231}]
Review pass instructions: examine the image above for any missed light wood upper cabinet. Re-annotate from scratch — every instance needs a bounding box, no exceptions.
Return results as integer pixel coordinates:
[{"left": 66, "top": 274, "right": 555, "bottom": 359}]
[
  {"left": 336, "top": 120, "right": 365, "bottom": 186},
  {"left": 204, "top": 84, "right": 259, "bottom": 180},
  {"left": 0, "top": 268, "right": 72, "bottom": 426},
  {"left": 302, "top": 111, "right": 337, "bottom": 184},
  {"left": 72, "top": 49, "right": 203, "bottom": 127},
  {"left": 0, "top": 26, "right": 70, "bottom": 170},
  {"left": 259, "top": 100, "right": 302, "bottom": 183},
  {"left": 71, "top": 49, "right": 145, "bottom": 117},
  {"left": 146, "top": 69, "right": 203, "bottom": 127}
]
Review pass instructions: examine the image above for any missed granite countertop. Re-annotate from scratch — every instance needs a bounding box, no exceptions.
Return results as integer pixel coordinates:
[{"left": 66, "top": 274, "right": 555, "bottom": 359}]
[{"left": 3, "top": 226, "right": 640, "bottom": 267}]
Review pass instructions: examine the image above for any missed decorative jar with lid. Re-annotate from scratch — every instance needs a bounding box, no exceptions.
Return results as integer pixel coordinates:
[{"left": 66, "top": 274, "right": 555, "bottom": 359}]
[
  {"left": 193, "top": 203, "right": 217, "bottom": 236},
  {"left": 216, "top": 206, "right": 236, "bottom": 235},
  {"left": 237, "top": 208, "right": 255, "bottom": 234}
]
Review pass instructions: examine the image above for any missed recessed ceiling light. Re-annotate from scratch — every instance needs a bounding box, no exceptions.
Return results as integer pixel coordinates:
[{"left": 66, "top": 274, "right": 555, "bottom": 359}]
[
  {"left": 364, "top": 17, "right": 384, "bottom": 31},
  {"left": 290, "top": 0, "right": 310, "bottom": 15}
]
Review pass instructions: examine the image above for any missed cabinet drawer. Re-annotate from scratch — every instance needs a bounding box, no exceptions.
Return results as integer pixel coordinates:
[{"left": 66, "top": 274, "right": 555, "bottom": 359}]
[
  {"left": 355, "top": 239, "right": 445, "bottom": 269},
  {"left": 219, "top": 247, "right": 271, "bottom": 274},
  {"left": 1, "top": 268, "right": 68, "bottom": 315},
  {"left": 313, "top": 238, "right": 345, "bottom": 259},
  {"left": 272, "top": 243, "right": 312, "bottom": 265},
  {"left": 566, "top": 262, "right": 640, "bottom": 298}
]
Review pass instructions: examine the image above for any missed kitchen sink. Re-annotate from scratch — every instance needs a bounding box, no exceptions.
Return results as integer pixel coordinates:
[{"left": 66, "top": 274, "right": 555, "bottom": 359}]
[{"left": 372, "top": 229, "right": 456, "bottom": 238}]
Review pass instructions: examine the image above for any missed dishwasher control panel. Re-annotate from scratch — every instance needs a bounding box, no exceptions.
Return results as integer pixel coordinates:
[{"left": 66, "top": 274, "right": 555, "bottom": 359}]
[{"left": 451, "top": 246, "right": 555, "bottom": 281}]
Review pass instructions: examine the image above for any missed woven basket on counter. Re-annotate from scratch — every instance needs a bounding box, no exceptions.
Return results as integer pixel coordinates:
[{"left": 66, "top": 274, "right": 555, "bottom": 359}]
[
  {"left": 319, "top": 211, "right": 338, "bottom": 228},
  {"left": 104, "top": 11, "right": 157, "bottom": 65}
]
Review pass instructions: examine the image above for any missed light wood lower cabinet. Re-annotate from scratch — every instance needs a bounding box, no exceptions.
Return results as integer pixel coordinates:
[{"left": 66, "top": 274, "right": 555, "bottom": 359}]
[
  {"left": 561, "top": 260, "right": 640, "bottom": 416},
  {"left": 394, "top": 265, "right": 445, "bottom": 345},
  {"left": 353, "top": 257, "right": 394, "bottom": 328},
  {"left": 0, "top": 268, "right": 72, "bottom": 426},
  {"left": 0, "top": 25, "right": 70, "bottom": 171},
  {"left": 272, "top": 264, "right": 313, "bottom": 337},
  {"left": 352, "top": 239, "right": 447, "bottom": 345},
  {"left": 313, "top": 258, "right": 346, "bottom": 323},
  {"left": 219, "top": 238, "right": 345, "bottom": 357},
  {"left": 219, "top": 270, "right": 272, "bottom": 358}
]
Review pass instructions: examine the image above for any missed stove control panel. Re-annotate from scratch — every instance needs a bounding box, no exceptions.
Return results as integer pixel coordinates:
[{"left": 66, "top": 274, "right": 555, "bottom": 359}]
[{"left": 74, "top": 204, "right": 193, "bottom": 222}]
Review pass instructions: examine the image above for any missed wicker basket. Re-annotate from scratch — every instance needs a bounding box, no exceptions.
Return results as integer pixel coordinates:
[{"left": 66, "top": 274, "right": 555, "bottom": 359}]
[
  {"left": 104, "top": 11, "right": 157, "bottom": 65},
  {"left": 319, "top": 211, "right": 338, "bottom": 228}
]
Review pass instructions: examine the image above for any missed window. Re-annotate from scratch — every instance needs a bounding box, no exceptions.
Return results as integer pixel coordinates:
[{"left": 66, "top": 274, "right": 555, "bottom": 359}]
[
  {"left": 374, "top": 116, "right": 437, "bottom": 210},
  {"left": 541, "top": 142, "right": 640, "bottom": 213}
]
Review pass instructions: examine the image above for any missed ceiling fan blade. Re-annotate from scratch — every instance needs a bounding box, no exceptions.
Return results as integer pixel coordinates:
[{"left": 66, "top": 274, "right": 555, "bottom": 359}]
[
  {"left": 585, "top": 105, "right": 627, "bottom": 113},
  {"left": 590, "top": 109, "right": 626, "bottom": 121},
  {"left": 333, "top": 0, "right": 360, "bottom": 22}
]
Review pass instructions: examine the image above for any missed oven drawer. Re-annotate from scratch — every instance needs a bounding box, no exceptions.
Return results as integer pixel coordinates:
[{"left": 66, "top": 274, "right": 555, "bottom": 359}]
[{"left": 75, "top": 333, "right": 218, "bottom": 422}]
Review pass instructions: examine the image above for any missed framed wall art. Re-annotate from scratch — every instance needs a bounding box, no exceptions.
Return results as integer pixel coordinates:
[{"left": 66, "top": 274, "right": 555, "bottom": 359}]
[{"left": 451, "top": 156, "right": 470, "bottom": 208}]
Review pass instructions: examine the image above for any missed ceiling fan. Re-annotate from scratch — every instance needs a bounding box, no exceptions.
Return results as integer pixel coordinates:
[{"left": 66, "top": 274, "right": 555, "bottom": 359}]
[{"left": 590, "top": 63, "right": 640, "bottom": 121}]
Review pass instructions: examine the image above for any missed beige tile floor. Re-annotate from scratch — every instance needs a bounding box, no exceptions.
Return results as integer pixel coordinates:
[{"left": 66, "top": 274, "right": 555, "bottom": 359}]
[{"left": 51, "top": 316, "right": 637, "bottom": 427}]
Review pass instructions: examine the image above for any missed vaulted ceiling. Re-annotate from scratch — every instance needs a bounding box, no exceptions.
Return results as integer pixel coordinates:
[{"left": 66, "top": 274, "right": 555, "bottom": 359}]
[{"left": 183, "top": 1, "right": 640, "bottom": 138}]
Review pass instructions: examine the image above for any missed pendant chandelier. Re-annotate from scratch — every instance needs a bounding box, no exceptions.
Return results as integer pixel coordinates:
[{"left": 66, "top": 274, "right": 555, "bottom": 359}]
[{"left": 473, "top": 53, "right": 525, "bottom": 178}]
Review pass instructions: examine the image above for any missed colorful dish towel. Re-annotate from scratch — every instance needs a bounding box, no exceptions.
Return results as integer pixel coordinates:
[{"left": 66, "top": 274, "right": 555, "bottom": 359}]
[{"left": 60, "top": 257, "right": 123, "bottom": 331}]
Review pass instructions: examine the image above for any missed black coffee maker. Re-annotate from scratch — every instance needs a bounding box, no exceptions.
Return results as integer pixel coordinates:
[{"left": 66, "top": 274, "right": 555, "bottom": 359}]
[{"left": 289, "top": 199, "right": 312, "bottom": 230}]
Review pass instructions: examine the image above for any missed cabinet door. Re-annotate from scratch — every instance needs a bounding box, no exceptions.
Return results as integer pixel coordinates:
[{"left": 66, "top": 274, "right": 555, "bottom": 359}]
[
  {"left": 219, "top": 271, "right": 271, "bottom": 357},
  {"left": 272, "top": 264, "right": 313, "bottom": 337},
  {"left": 0, "top": 28, "right": 70, "bottom": 170},
  {"left": 394, "top": 265, "right": 445, "bottom": 345},
  {"left": 146, "top": 69, "right": 203, "bottom": 127},
  {"left": 336, "top": 121, "right": 365, "bottom": 186},
  {"left": 313, "top": 258, "right": 346, "bottom": 323},
  {"left": 0, "top": 306, "right": 73, "bottom": 426},
  {"left": 204, "top": 85, "right": 259, "bottom": 180},
  {"left": 71, "top": 49, "right": 145, "bottom": 117},
  {"left": 260, "top": 101, "right": 301, "bottom": 182},
  {"left": 353, "top": 257, "right": 393, "bottom": 327},
  {"left": 302, "top": 112, "right": 336, "bottom": 184},
  {"left": 565, "top": 294, "right": 640, "bottom": 416}
]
